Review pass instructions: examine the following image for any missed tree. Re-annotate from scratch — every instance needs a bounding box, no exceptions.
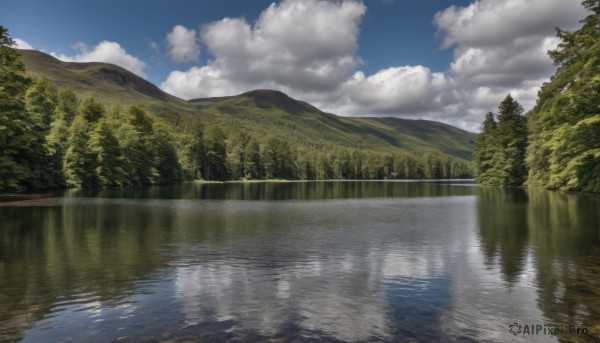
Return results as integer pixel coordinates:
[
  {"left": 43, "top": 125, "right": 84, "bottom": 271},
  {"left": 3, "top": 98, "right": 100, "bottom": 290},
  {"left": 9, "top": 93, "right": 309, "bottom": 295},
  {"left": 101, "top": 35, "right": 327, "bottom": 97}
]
[
  {"left": 63, "top": 114, "right": 93, "bottom": 188},
  {"left": 263, "top": 136, "right": 297, "bottom": 179},
  {"left": 0, "top": 26, "right": 42, "bottom": 191},
  {"left": 45, "top": 113, "right": 70, "bottom": 188},
  {"left": 527, "top": 0, "right": 600, "bottom": 192},
  {"left": 178, "top": 120, "right": 204, "bottom": 180},
  {"left": 474, "top": 112, "right": 498, "bottom": 183},
  {"left": 80, "top": 97, "right": 105, "bottom": 124},
  {"left": 26, "top": 76, "right": 57, "bottom": 127},
  {"left": 152, "top": 122, "right": 182, "bottom": 184},
  {"left": 203, "top": 125, "right": 228, "bottom": 180},
  {"left": 474, "top": 95, "right": 527, "bottom": 186},
  {"left": 55, "top": 88, "right": 79, "bottom": 125},
  {"left": 88, "top": 119, "right": 128, "bottom": 187},
  {"left": 243, "top": 138, "right": 262, "bottom": 179},
  {"left": 120, "top": 104, "right": 156, "bottom": 185}
]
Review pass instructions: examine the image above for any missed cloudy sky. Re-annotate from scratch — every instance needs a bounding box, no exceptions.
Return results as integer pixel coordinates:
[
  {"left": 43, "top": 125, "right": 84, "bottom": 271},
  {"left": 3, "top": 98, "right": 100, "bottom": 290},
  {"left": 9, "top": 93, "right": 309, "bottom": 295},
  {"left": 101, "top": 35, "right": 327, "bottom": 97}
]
[{"left": 1, "top": 0, "right": 588, "bottom": 131}]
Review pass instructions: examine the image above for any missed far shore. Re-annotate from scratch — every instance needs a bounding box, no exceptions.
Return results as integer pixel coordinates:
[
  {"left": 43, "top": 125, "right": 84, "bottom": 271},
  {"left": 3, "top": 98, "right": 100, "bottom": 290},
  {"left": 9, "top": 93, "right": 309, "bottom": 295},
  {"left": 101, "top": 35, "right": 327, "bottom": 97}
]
[{"left": 193, "top": 179, "right": 299, "bottom": 184}]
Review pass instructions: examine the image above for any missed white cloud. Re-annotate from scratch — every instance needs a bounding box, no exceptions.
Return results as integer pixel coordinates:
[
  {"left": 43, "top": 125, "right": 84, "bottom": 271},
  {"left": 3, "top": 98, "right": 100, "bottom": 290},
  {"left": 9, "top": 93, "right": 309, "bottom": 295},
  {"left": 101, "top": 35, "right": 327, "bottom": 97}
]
[
  {"left": 344, "top": 66, "right": 450, "bottom": 114},
  {"left": 449, "top": 36, "right": 561, "bottom": 86},
  {"left": 159, "top": 0, "right": 587, "bottom": 131},
  {"left": 52, "top": 41, "right": 148, "bottom": 78},
  {"left": 14, "top": 38, "right": 34, "bottom": 50},
  {"left": 430, "top": 0, "right": 585, "bottom": 129},
  {"left": 433, "top": 0, "right": 586, "bottom": 49},
  {"left": 166, "top": 25, "right": 200, "bottom": 63},
  {"left": 162, "top": 0, "right": 365, "bottom": 99}
]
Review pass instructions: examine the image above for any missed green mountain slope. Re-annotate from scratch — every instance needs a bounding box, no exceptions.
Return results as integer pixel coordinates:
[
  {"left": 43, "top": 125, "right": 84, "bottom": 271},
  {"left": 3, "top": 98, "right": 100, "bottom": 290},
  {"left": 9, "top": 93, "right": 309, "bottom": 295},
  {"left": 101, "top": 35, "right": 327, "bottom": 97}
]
[
  {"left": 18, "top": 49, "right": 193, "bottom": 115},
  {"left": 191, "top": 89, "right": 476, "bottom": 159},
  {"left": 19, "top": 49, "right": 476, "bottom": 160}
]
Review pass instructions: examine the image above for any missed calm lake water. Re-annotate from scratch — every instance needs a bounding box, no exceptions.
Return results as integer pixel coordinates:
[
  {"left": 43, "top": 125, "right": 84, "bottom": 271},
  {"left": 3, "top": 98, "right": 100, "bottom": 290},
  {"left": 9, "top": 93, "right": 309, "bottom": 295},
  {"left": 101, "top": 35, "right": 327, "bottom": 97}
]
[{"left": 1, "top": 181, "right": 599, "bottom": 342}]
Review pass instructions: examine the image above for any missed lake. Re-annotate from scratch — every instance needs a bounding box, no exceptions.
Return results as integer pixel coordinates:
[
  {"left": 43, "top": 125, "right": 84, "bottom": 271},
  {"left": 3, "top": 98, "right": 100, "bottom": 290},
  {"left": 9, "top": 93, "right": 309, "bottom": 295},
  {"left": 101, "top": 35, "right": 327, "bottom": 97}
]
[{"left": 0, "top": 181, "right": 599, "bottom": 342}]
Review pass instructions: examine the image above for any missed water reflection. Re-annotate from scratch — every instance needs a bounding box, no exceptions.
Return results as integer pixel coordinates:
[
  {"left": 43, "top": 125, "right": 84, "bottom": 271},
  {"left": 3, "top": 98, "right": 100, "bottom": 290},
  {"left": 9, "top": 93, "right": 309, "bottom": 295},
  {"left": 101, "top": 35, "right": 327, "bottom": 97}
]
[
  {"left": 0, "top": 182, "right": 598, "bottom": 342},
  {"left": 476, "top": 187, "right": 600, "bottom": 343},
  {"left": 527, "top": 191, "right": 600, "bottom": 343},
  {"left": 60, "top": 180, "right": 477, "bottom": 201},
  {"left": 477, "top": 187, "right": 530, "bottom": 285}
]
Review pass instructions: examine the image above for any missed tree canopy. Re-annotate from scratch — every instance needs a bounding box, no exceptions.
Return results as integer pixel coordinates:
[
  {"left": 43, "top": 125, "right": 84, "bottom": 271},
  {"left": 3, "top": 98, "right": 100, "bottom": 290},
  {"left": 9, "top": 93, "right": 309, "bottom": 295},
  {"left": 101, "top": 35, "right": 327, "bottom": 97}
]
[{"left": 474, "top": 1, "right": 600, "bottom": 192}]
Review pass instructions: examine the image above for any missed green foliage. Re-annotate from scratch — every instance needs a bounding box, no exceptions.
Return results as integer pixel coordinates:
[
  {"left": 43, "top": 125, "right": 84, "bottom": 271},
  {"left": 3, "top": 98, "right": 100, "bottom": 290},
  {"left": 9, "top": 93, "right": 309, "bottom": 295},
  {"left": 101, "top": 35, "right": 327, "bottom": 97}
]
[
  {"left": 55, "top": 88, "right": 79, "bottom": 125},
  {"left": 26, "top": 76, "right": 57, "bottom": 127},
  {"left": 474, "top": 95, "right": 528, "bottom": 186},
  {"left": 243, "top": 139, "right": 262, "bottom": 179},
  {"left": 88, "top": 119, "right": 128, "bottom": 187},
  {"left": 152, "top": 122, "right": 182, "bottom": 184},
  {"left": 0, "top": 26, "right": 38, "bottom": 191},
  {"left": 63, "top": 114, "right": 93, "bottom": 188},
  {"left": 526, "top": 1, "right": 600, "bottom": 192},
  {"left": 203, "top": 125, "right": 229, "bottom": 181}
]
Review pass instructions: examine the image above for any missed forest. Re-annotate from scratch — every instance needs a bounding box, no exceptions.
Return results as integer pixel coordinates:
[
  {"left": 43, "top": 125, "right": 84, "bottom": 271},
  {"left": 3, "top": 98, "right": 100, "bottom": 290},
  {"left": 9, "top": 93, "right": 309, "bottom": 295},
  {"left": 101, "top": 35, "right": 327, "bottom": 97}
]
[
  {"left": 474, "top": 0, "right": 599, "bottom": 193},
  {"left": 0, "top": 26, "right": 472, "bottom": 192}
]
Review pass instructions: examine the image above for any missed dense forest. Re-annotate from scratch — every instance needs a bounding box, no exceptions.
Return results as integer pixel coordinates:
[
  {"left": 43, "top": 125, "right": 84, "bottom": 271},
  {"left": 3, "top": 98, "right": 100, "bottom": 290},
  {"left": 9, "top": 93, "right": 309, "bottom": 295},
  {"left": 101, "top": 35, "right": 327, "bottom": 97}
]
[
  {"left": 474, "top": 0, "right": 600, "bottom": 193},
  {"left": 0, "top": 26, "right": 472, "bottom": 192}
]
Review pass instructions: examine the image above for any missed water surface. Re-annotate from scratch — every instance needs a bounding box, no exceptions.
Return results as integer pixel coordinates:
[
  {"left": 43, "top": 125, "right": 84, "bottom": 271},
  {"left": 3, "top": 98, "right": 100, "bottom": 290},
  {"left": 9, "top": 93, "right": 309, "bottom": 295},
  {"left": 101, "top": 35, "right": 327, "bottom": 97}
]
[{"left": 1, "top": 181, "right": 599, "bottom": 342}]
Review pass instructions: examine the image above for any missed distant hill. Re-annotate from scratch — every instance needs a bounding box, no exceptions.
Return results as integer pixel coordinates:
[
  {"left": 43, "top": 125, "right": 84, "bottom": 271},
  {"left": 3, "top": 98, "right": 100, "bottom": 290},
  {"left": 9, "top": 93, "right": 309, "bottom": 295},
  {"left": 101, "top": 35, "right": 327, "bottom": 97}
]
[
  {"left": 190, "top": 89, "right": 476, "bottom": 159},
  {"left": 18, "top": 49, "right": 193, "bottom": 115},
  {"left": 18, "top": 49, "right": 476, "bottom": 160}
]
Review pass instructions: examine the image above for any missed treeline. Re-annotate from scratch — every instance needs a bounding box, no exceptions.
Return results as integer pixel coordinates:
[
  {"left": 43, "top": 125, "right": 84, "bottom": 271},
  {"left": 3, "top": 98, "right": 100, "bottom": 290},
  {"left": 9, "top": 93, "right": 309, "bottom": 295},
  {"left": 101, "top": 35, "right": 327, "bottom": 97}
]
[
  {"left": 0, "top": 27, "right": 472, "bottom": 192},
  {"left": 474, "top": 0, "right": 599, "bottom": 192}
]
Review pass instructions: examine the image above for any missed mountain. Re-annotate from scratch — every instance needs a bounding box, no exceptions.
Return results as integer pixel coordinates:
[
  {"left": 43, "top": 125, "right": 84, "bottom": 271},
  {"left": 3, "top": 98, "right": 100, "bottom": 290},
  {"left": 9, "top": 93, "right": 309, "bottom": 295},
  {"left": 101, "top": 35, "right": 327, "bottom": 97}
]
[
  {"left": 18, "top": 49, "right": 476, "bottom": 160},
  {"left": 18, "top": 49, "right": 193, "bottom": 115},
  {"left": 190, "top": 89, "right": 475, "bottom": 159}
]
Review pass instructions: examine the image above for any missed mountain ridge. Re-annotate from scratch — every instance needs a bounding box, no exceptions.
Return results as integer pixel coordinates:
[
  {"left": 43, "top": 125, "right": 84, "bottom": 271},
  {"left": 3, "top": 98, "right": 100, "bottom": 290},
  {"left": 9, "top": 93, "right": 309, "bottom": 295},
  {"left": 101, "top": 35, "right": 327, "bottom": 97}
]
[{"left": 17, "top": 49, "right": 476, "bottom": 160}]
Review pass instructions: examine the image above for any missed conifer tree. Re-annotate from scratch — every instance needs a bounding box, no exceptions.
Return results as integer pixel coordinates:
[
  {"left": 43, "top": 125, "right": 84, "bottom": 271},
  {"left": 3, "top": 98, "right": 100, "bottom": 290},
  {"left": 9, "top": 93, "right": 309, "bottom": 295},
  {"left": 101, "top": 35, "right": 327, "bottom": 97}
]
[
  {"left": 474, "top": 96, "right": 527, "bottom": 186},
  {"left": 243, "top": 138, "right": 262, "bottom": 179},
  {"left": 88, "top": 119, "right": 128, "bottom": 187},
  {"left": 63, "top": 114, "right": 93, "bottom": 188},
  {"left": 527, "top": 0, "right": 600, "bottom": 192},
  {"left": 203, "top": 125, "right": 228, "bottom": 180},
  {"left": 0, "top": 26, "right": 40, "bottom": 191}
]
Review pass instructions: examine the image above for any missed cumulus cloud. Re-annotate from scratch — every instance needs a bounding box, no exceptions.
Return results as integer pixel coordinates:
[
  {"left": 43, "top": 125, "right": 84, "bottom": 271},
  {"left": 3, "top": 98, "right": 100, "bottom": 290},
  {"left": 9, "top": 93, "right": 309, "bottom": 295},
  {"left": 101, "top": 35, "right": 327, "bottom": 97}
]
[
  {"left": 162, "top": 0, "right": 365, "bottom": 99},
  {"left": 52, "top": 41, "right": 148, "bottom": 78},
  {"left": 344, "top": 66, "right": 450, "bottom": 114},
  {"left": 429, "top": 0, "right": 587, "bottom": 129},
  {"left": 166, "top": 25, "right": 200, "bottom": 63},
  {"left": 14, "top": 38, "right": 34, "bottom": 50},
  {"left": 434, "top": 0, "right": 586, "bottom": 48},
  {"left": 159, "top": 0, "right": 587, "bottom": 131}
]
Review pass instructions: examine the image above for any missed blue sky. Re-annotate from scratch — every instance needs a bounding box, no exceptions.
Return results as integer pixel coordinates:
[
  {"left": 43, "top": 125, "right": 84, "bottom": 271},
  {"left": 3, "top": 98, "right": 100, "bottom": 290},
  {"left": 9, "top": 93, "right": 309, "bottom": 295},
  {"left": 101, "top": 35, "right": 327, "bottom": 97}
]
[{"left": 0, "top": 0, "right": 588, "bottom": 130}]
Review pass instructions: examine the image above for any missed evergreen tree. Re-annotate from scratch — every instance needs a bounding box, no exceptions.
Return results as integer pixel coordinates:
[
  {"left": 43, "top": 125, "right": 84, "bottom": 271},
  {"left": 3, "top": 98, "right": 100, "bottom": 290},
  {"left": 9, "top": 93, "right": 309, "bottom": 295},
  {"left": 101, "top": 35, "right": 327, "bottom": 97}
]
[
  {"left": 80, "top": 97, "right": 105, "bottom": 124},
  {"left": 26, "top": 76, "right": 57, "bottom": 127},
  {"left": 63, "top": 114, "right": 93, "bottom": 188},
  {"left": 45, "top": 113, "right": 69, "bottom": 188},
  {"left": 203, "top": 125, "right": 228, "bottom": 180},
  {"left": 178, "top": 121, "right": 204, "bottom": 180},
  {"left": 243, "top": 138, "right": 262, "bottom": 179},
  {"left": 527, "top": 0, "right": 600, "bottom": 192},
  {"left": 55, "top": 88, "right": 79, "bottom": 126},
  {"left": 45, "top": 89, "right": 81, "bottom": 187},
  {"left": 26, "top": 76, "right": 61, "bottom": 187},
  {"left": 120, "top": 104, "right": 156, "bottom": 185},
  {"left": 226, "top": 130, "right": 248, "bottom": 180},
  {"left": 474, "top": 96, "right": 527, "bottom": 186},
  {"left": 496, "top": 94, "right": 528, "bottom": 185},
  {"left": 152, "top": 122, "right": 182, "bottom": 184},
  {"left": 474, "top": 112, "right": 498, "bottom": 183},
  {"left": 0, "top": 26, "right": 40, "bottom": 191},
  {"left": 88, "top": 119, "right": 128, "bottom": 187},
  {"left": 263, "top": 136, "right": 297, "bottom": 179}
]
